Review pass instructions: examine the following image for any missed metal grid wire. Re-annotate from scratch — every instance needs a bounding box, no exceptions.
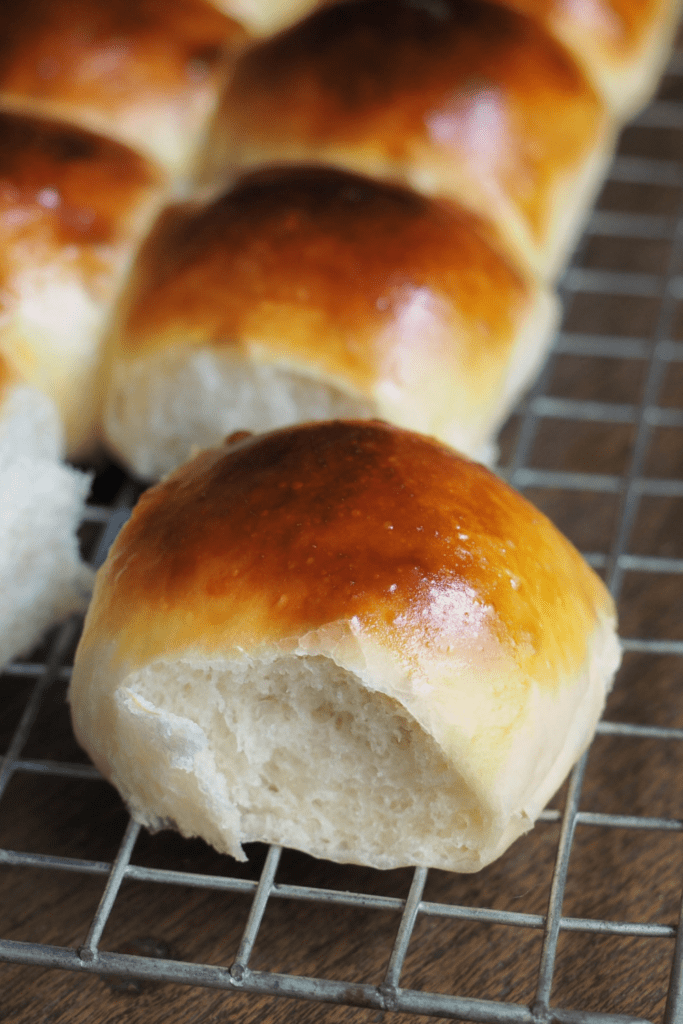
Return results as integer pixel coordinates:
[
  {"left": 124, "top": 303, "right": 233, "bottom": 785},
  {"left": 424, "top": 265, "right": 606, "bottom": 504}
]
[{"left": 3, "top": 50, "right": 683, "bottom": 1024}]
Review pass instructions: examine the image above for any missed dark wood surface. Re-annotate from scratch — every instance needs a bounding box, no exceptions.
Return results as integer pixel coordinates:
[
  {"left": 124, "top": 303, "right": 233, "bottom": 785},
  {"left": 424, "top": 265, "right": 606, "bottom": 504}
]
[{"left": 3, "top": 67, "right": 683, "bottom": 1024}]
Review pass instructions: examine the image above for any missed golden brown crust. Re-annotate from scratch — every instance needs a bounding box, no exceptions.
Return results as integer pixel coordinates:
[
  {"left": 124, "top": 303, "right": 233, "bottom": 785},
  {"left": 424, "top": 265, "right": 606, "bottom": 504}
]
[
  {"left": 214, "top": 0, "right": 605, "bottom": 248},
  {"left": 0, "top": 352, "right": 17, "bottom": 401},
  {"left": 0, "top": 113, "right": 161, "bottom": 250},
  {"left": 496, "top": 0, "right": 682, "bottom": 115},
  {"left": 113, "top": 164, "right": 531, "bottom": 403},
  {"left": 95, "top": 420, "right": 614, "bottom": 687},
  {"left": 0, "top": 0, "right": 247, "bottom": 174},
  {"left": 0, "top": 112, "right": 163, "bottom": 453},
  {"left": 503, "top": 0, "right": 674, "bottom": 58}
]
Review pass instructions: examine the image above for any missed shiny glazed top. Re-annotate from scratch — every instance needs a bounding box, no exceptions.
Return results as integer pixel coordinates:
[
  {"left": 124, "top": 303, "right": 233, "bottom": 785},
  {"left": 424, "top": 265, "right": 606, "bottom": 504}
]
[
  {"left": 218, "top": 0, "right": 604, "bottom": 239},
  {"left": 115, "top": 164, "right": 530, "bottom": 397},
  {"left": 0, "top": 113, "right": 160, "bottom": 252},
  {"left": 90, "top": 420, "right": 615, "bottom": 687},
  {"left": 501, "top": 0, "right": 670, "bottom": 55},
  {"left": 0, "top": 0, "right": 245, "bottom": 113}
]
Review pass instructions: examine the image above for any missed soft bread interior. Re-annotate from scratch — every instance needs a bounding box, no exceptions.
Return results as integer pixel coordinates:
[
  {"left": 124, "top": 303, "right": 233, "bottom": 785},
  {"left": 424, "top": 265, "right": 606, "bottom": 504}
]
[
  {"left": 109, "top": 654, "right": 490, "bottom": 871},
  {"left": 0, "top": 385, "right": 92, "bottom": 666},
  {"left": 95, "top": 614, "right": 620, "bottom": 873}
]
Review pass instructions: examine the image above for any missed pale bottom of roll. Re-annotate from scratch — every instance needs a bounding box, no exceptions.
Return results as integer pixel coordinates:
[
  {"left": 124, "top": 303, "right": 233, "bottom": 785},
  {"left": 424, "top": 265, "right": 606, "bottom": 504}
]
[
  {"left": 105, "top": 350, "right": 375, "bottom": 480},
  {"left": 103, "top": 282, "right": 558, "bottom": 480}
]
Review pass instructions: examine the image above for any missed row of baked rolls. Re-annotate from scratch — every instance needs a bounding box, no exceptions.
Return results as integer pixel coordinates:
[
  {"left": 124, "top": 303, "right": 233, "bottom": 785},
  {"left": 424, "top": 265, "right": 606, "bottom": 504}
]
[
  {"left": 207, "top": 0, "right": 682, "bottom": 110},
  {"left": 67, "top": 0, "right": 655, "bottom": 875},
  {"left": 201, "top": 0, "right": 682, "bottom": 279},
  {"left": 203, "top": 0, "right": 616, "bottom": 281},
  {"left": 0, "top": 0, "right": 255, "bottom": 460},
  {"left": 0, "top": 0, "right": 641, "bottom": 870},
  {"left": 0, "top": 0, "right": 249, "bottom": 183},
  {"left": 0, "top": 0, "right": 678, "bottom": 478},
  {"left": 99, "top": 0, "right": 681, "bottom": 479},
  {"left": 1, "top": 0, "right": 679, "bottom": 467},
  {"left": 0, "top": 0, "right": 250, "bottom": 666},
  {"left": 42, "top": 0, "right": 670, "bottom": 874},
  {"left": 1, "top": 0, "right": 678, "bottom": 656}
]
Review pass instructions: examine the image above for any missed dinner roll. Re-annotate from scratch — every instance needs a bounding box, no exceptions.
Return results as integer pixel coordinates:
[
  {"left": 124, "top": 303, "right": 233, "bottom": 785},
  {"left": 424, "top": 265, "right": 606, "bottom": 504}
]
[
  {"left": 69, "top": 421, "right": 621, "bottom": 872},
  {"left": 102, "top": 164, "right": 558, "bottom": 480},
  {"left": 0, "top": 112, "right": 165, "bottom": 456},
  {"left": 0, "top": 0, "right": 249, "bottom": 182},
  {"left": 498, "top": 0, "right": 683, "bottom": 119},
  {"left": 204, "top": 0, "right": 615, "bottom": 280},
  {"left": 0, "top": 355, "right": 91, "bottom": 668}
]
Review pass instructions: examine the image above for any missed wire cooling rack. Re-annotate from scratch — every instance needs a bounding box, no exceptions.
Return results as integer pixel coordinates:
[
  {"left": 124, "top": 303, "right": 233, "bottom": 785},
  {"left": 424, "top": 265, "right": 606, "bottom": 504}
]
[{"left": 3, "top": 49, "right": 683, "bottom": 1024}]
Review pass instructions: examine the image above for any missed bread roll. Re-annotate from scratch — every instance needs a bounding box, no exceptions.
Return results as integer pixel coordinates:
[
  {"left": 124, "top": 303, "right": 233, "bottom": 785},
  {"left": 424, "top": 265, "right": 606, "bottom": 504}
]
[
  {"left": 497, "top": 0, "right": 683, "bottom": 119},
  {"left": 69, "top": 421, "right": 621, "bottom": 872},
  {"left": 102, "top": 164, "right": 558, "bottom": 480},
  {"left": 0, "top": 0, "right": 248, "bottom": 182},
  {"left": 205, "top": 0, "right": 615, "bottom": 279},
  {"left": 0, "top": 112, "right": 166, "bottom": 456},
  {"left": 207, "top": 0, "right": 682, "bottom": 108},
  {"left": 0, "top": 355, "right": 91, "bottom": 668}
]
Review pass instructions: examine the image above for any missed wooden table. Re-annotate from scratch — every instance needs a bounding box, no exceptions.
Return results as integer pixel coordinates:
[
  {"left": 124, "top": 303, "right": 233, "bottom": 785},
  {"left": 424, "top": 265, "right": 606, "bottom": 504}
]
[{"left": 3, "top": 50, "right": 683, "bottom": 1024}]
